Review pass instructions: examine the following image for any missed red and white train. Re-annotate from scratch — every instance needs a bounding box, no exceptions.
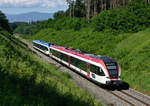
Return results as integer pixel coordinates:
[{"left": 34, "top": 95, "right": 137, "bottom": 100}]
[{"left": 33, "top": 40, "right": 122, "bottom": 85}]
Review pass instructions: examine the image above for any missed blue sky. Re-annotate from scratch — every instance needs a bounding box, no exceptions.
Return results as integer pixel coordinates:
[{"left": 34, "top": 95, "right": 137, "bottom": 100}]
[{"left": 0, "top": 0, "right": 68, "bottom": 14}]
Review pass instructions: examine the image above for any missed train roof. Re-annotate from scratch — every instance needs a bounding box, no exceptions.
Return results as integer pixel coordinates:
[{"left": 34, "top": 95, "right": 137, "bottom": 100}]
[
  {"left": 84, "top": 54, "right": 116, "bottom": 63},
  {"left": 33, "top": 40, "right": 117, "bottom": 63},
  {"left": 33, "top": 40, "right": 54, "bottom": 47},
  {"left": 51, "top": 45, "right": 117, "bottom": 64}
]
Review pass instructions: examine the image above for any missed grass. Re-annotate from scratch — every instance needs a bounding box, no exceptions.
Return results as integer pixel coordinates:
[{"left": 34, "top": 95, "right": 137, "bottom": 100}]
[
  {"left": 0, "top": 30, "right": 104, "bottom": 106},
  {"left": 24, "top": 28, "right": 150, "bottom": 95}
]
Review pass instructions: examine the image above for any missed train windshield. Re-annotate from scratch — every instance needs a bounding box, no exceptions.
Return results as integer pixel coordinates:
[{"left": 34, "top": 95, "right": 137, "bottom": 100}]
[{"left": 105, "top": 62, "right": 118, "bottom": 79}]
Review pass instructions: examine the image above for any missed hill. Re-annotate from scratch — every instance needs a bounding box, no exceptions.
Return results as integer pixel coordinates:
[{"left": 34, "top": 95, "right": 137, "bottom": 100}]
[
  {"left": 6, "top": 12, "right": 53, "bottom": 22},
  {"left": 25, "top": 28, "right": 150, "bottom": 95},
  {"left": 0, "top": 30, "right": 102, "bottom": 105},
  {"left": 13, "top": 0, "right": 150, "bottom": 96}
]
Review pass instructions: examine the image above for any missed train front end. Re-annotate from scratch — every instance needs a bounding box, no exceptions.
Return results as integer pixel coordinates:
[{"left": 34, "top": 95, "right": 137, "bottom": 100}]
[{"left": 102, "top": 57, "right": 122, "bottom": 86}]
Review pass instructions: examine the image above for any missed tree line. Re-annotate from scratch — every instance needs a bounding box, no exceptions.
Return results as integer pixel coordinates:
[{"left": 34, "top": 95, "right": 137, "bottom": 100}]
[
  {"left": 12, "top": 0, "right": 150, "bottom": 35},
  {"left": 37, "top": 1, "right": 150, "bottom": 34},
  {"left": 65, "top": 0, "right": 150, "bottom": 19}
]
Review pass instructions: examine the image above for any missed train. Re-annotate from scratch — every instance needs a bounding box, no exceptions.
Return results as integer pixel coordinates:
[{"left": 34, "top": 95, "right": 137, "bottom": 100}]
[{"left": 33, "top": 40, "right": 122, "bottom": 85}]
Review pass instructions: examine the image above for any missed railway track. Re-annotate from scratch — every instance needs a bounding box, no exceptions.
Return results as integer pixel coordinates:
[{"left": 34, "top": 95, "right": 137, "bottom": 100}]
[
  {"left": 108, "top": 90, "right": 135, "bottom": 106},
  {"left": 106, "top": 89, "right": 150, "bottom": 106},
  {"left": 121, "top": 90, "right": 150, "bottom": 106},
  {"left": 15, "top": 35, "right": 150, "bottom": 106}
]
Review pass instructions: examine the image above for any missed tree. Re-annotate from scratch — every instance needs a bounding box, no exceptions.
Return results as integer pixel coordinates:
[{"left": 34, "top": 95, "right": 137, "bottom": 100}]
[
  {"left": 74, "top": 0, "right": 86, "bottom": 17},
  {"left": 94, "top": 0, "right": 98, "bottom": 16},
  {"left": 87, "top": 0, "right": 91, "bottom": 19},
  {"left": 66, "top": 0, "right": 73, "bottom": 17},
  {"left": 54, "top": 11, "right": 65, "bottom": 19},
  {"left": 123, "top": 0, "right": 126, "bottom": 7},
  {"left": 0, "top": 11, "right": 12, "bottom": 34}
]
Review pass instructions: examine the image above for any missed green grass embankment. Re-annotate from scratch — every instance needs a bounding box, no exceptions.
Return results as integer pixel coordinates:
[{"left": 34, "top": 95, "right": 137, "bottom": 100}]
[
  {"left": 26, "top": 28, "right": 150, "bottom": 95},
  {"left": 0, "top": 30, "right": 103, "bottom": 106}
]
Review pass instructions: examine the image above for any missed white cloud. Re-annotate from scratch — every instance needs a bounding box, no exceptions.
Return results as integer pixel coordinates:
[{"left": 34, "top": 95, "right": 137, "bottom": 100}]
[{"left": 0, "top": 0, "right": 67, "bottom": 8}]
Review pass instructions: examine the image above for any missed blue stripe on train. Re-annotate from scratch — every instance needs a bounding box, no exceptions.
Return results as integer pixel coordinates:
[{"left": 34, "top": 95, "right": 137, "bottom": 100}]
[{"left": 33, "top": 40, "right": 50, "bottom": 47}]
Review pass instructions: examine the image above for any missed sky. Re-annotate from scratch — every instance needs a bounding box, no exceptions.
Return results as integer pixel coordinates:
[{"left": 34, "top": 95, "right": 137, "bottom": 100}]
[{"left": 0, "top": 0, "right": 69, "bottom": 14}]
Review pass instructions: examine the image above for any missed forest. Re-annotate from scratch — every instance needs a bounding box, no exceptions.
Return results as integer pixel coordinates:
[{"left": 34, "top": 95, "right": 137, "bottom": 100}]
[{"left": 66, "top": 0, "right": 150, "bottom": 18}]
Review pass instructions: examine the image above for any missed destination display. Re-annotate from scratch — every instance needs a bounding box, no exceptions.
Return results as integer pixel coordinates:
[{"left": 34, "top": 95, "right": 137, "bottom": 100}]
[
  {"left": 107, "top": 66, "right": 117, "bottom": 70},
  {"left": 105, "top": 63, "right": 117, "bottom": 70}
]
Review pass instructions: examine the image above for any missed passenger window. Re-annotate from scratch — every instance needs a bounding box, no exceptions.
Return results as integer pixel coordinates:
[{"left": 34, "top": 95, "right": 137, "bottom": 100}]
[
  {"left": 58, "top": 52, "right": 62, "bottom": 59},
  {"left": 97, "top": 68, "right": 105, "bottom": 76},
  {"left": 90, "top": 65, "right": 105, "bottom": 76},
  {"left": 71, "top": 57, "right": 78, "bottom": 67},
  {"left": 51, "top": 49, "right": 58, "bottom": 57},
  {"left": 62, "top": 53, "right": 68, "bottom": 62},
  {"left": 70, "top": 57, "right": 87, "bottom": 71},
  {"left": 78, "top": 60, "right": 87, "bottom": 71},
  {"left": 90, "top": 65, "right": 97, "bottom": 73}
]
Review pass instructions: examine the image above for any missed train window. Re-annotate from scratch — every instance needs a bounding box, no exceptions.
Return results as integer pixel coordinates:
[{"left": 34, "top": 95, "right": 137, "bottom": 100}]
[
  {"left": 41, "top": 46, "right": 44, "bottom": 50},
  {"left": 61, "top": 53, "right": 68, "bottom": 62},
  {"left": 105, "top": 62, "right": 118, "bottom": 78},
  {"left": 90, "top": 65, "right": 105, "bottom": 76},
  {"left": 33, "top": 43, "right": 35, "bottom": 46},
  {"left": 71, "top": 57, "right": 87, "bottom": 71},
  {"left": 33, "top": 43, "right": 48, "bottom": 51},
  {"left": 39, "top": 44, "right": 41, "bottom": 49},
  {"left": 41, "top": 45, "right": 45, "bottom": 51},
  {"left": 58, "top": 52, "right": 63, "bottom": 59},
  {"left": 33, "top": 43, "right": 38, "bottom": 48},
  {"left": 34, "top": 43, "right": 36, "bottom": 47},
  {"left": 70, "top": 57, "right": 78, "bottom": 66},
  {"left": 90, "top": 65, "right": 97, "bottom": 73},
  {"left": 51, "top": 50, "right": 68, "bottom": 62},
  {"left": 97, "top": 68, "right": 105, "bottom": 76},
  {"left": 42, "top": 46, "right": 48, "bottom": 51},
  {"left": 78, "top": 60, "right": 87, "bottom": 71},
  {"left": 51, "top": 49, "right": 58, "bottom": 57}
]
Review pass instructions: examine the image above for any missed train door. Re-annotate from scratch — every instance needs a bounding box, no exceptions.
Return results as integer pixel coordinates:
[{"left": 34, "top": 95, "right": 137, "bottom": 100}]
[
  {"left": 87, "top": 63, "right": 90, "bottom": 78},
  {"left": 48, "top": 47, "right": 51, "bottom": 56},
  {"left": 68, "top": 56, "right": 71, "bottom": 67}
]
